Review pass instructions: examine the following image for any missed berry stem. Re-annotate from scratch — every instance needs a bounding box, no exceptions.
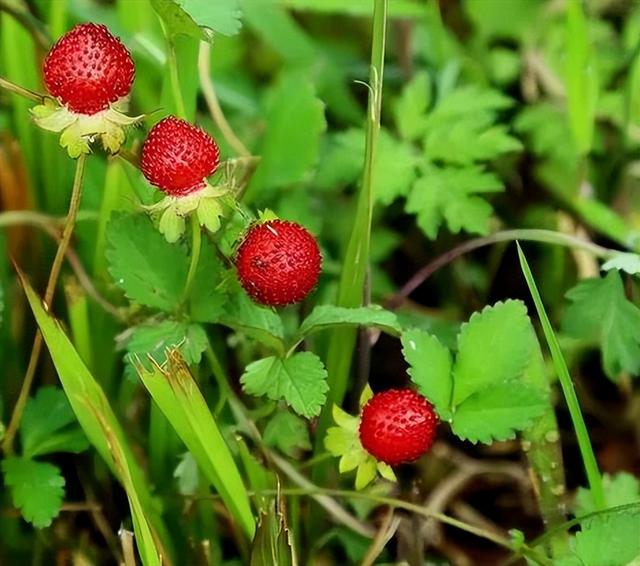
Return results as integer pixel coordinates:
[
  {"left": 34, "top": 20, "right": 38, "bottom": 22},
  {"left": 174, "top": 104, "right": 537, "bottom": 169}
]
[
  {"left": 180, "top": 214, "right": 202, "bottom": 309},
  {"left": 165, "top": 33, "right": 188, "bottom": 120},
  {"left": 0, "top": 75, "right": 45, "bottom": 103},
  {"left": 2, "top": 152, "right": 87, "bottom": 455}
]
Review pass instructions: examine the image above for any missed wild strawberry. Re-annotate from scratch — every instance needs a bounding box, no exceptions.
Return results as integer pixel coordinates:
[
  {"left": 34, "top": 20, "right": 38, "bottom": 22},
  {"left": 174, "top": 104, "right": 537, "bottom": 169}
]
[
  {"left": 140, "top": 116, "right": 225, "bottom": 243},
  {"left": 43, "top": 23, "right": 135, "bottom": 115},
  {"left": 359, "top": 389, "right": 437, "bottom": 466},
  {"left": 236, "top": 220, "right": 322, "bottom": 306},
  {"left": 33, "top": 23, "right": 141, "bottom": 157},
  {"left": 141, "top": 116, "right": 220, "bottom": 197}
]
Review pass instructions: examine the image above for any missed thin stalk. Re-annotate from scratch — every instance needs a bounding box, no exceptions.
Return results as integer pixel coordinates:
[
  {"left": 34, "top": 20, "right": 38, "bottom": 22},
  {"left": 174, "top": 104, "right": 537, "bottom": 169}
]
[
  {"left": 166, "top": 34, "right": 187, "bottom": 120},
  {"left": 315, "top": 0, "right": 388, "bottom": 452},
  {"left": 517, "top": 244, "right": 605, "bottom": 510},
  {"left": 180, "top": 215, "right": 202, "bottom": 308},
  {"left": 0, "top": 75, "right": 44, "bottom": 103},
  {"left": 2, "top": 153, "right": 87, "bottom": 454}
]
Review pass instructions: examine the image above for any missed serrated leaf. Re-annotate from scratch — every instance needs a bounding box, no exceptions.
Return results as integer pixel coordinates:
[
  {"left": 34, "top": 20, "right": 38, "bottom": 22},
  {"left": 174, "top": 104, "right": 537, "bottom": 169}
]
[
  {"left": 562, "top": 271, "right": 640, "bottom": 379},
  {"left": 406, "top": 166, "right": 503, "bottom": 239},
  {"left": 241, "top": 352, "right": 328, "bottom": 418},
  {"left": 21, "top": 387, "right": 89, "bottom": 459},
  {"left": 355, "top": 459, "right": 377, "bottom": 491},
  {"left": 151, "top": 0, "right": 241, "bottom": 40},
  {"left": 601, "top": 253, "right": 640, "bottom": 275},
  {"left": 106, "top": 213, "right": 188, "bottom": 312},
  {"left": 427, "top": 86, "right": 513, "bottom": 125},
  {"left": 298, "top": 305, "right": 401, "bottom": 338},
  {"left": 401, "top": 329, "right": 452, "bottom": 418},
  {"left": 575, "top": 473, "right": 640, "bottom": 516},
  {"left": 325, "top": 424, "right": 359, "bottom": 458},
  {"left": 394, "top": 70, "right": 431, "bottom": 141},
  {"left": 263, "top": 411, "right": 311, "bottom": 458},
  {"left": 2, "top": 457, "right": 65, "bottom": 528},
  {"left": 453, "top": 300, "right": 534, "bottom": 405},
  {"left": 450, "top": 382, "right": 547, "bottom": 443},
  {"left": 188, "top": 244, "right": 227, "bottom": 323}
]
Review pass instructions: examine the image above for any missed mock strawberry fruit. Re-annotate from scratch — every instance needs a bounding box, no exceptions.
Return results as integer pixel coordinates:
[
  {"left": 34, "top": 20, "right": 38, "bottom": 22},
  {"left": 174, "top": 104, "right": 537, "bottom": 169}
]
[
  {"left": 43, "top": 23, "right": 135, "bottom": 115},
  {"left": 359, "top": 389, "right": 437, "bottom": 466},
  {"left": 236, "top": 220, "right": 322, "bottom": 306},
  {"left": 141, "top": 116, "right": 220, "bottom": 197}
]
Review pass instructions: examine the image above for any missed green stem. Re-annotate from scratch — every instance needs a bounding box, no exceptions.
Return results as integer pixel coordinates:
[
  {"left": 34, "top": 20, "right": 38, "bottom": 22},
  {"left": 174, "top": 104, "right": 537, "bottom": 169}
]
[
  {"left": 517, "top": 244, "right": 605, "bottom": 511},
  {"left": 180, "top": 215, "right": 202, "bottom": 308},
  {"left": 166, "top": 35, "right": 187, "bottom": 120},
  {"left": 0, "top": 75, "right": 44, "bottom": 103},
  {"left": 315, "top": 0, "right": 388, "bottom": 453},
  {"left": 2, "top": 153, "right": 87, "bottom": 454}
]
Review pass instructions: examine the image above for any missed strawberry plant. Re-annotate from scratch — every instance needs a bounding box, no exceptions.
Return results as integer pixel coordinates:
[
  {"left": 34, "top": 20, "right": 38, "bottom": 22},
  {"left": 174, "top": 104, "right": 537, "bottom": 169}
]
[{"left": 0, "top": 0, "right": 639, "bottom": 565}]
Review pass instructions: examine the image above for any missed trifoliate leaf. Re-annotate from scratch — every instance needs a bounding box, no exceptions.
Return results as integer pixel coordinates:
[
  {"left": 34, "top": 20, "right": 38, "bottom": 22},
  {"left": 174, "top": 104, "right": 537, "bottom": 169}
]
[
  {"left": 2, "top": 457, "right": 65, "bottom": 528},
  {"left": 393, "top": 70, "right": 431, "bottom": 142},
  {"left": 151, "top": 0, "right": 241, "bottom": 39},
  {"left": 450, "top": 382, "right": 547, "bottom": 443},
  {"left": 562, "top": 271, "right": 640, "bottom": 379},
  {"left": 240, "top": 352, "right": 328, "bottom": 418},
  {"left": 453, "top": 300, "right": 534, "bottom": 405},
  {"left": 406, "top": 165, "right": 503, "bottom": 239},
  {"left": 263, "top": 411, "right": 311, "bottom": 458},
  {"left": 401, "top": 329, "right": 452, "bottom": 419},
  {"left": 21, "top": 387, "right": 89, "bottom": 459},
  {"left": 601, "top": 253, "right": 640, "bottom": 275},
  {"left": 124, "top": 320, "right": 207, "bottom": 378},
  {"left": 575, "top": 473, "right": 640, "bottom": 516},
  {"left": 298, "top": 305, "right": 401, "bottom": 338},
  {"left": 106, "top": 213, "right": 188, "bottom": 312}
]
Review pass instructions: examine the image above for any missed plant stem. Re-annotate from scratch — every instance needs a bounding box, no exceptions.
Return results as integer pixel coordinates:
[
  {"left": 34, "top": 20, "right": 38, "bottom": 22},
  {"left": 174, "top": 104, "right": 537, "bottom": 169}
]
[
  {"left": 2, "top": 153, "right": 87, "bottom": 454},
  {"left": 180, "top": 215, "right": 202, "bottom": 308},
  {"left": 517, "top": 244, "right": 605, "bottom": 511},
  {"left": 166, "top": 35, "right": 187, "bottom": 120},
  {"left": 389, "top": 228, "right": 621, "bottom": 308},
  {"left": 0, "top": 75, "right": 44, "bottom": 103},
  {"left": 315, "top": 0, "right": 387, "bottom": 453}
]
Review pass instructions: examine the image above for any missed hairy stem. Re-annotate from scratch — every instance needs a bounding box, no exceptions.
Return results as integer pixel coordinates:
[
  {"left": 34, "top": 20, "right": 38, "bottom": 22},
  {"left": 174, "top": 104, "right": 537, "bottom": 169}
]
[
  {"left": 2, "top": 153, "right": 87, "bottom": 454},
  {"left": 0, "top": 75, "right": 45, "bottom": 103}
]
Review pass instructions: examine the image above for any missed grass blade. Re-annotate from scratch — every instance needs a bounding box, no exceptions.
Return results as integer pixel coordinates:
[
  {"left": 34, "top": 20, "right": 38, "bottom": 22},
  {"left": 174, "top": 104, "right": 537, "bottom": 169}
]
[
  {"left": 517, "top": 243, "right": 605, "bottom": 510},
  {"left": 136, "top": 349, "right": 256, "bottom": 539}
]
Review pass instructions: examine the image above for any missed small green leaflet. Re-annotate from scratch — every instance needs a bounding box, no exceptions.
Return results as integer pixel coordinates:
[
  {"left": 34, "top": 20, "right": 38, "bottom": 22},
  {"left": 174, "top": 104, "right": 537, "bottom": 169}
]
[
  {"left": 2, "top": 457, "right": 65, "bottom": 528},
  {"left": 406, "top": 165, "right": 503, "bottom": 239},
  {"left": 401, "top": 300, "right": 547, "bottom": 444},
  {"left": 298, "top": 305, "right": 401, "bottom": 339},
  {"left": 557, "top": 508, "right": 640, "bottom": 566},
  {"left": 575, "top": 472, "right": 640, "bottom": 516},
  {"left": 393, "top": 70, "right": 431, "bottom": 142},
  {"left": 240, "top": 352, "right": 328, "bottom": 418},
  {"left": 21, "top": 387, "right": 89, "bottom": 459},
  {"left": 263, "top": 411, "right": 311, "bottom": 458},
  {"left": 151, "top": 0, "right": 242, "bottom": 40},
  {"left": 106, "top": 213, "right": 188, "bottom": 312},
  {"left": 601, "top": 252, "right": 640, "bottom": 275},
  {"left": 562, "top": 270, "right": 640, "bottom": 379}
]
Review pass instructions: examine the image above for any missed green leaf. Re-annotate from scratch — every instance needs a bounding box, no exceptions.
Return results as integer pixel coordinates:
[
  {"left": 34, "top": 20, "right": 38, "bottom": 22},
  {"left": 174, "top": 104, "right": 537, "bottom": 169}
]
[
  {"left": 188, "top": 243, "right": 228, "bottom": 323},
  {"left": 601, "top": 253, "right": 640, "bottom": 276},
  {"left": 0, "top": 281, "right": 4, "bottom": 328},
  {"left": 570, "top": 508, "right": 640, "bottom": 566},
  {"left": 575, "top": 473, "right": 640, "bottom": 516},
  {"left": 263, "top": 410, "right": 311, "bottom": 458},
  {"left": 241, "top": 352, "right": 329, "bottom": 418},
  {"left": 450, "top": 383, "right": 547, "bottom": 443},
  {"left": 151, "top": 0, "right": 241, "bottom": 40},
  {"left": 453, "top": 300, "right": 534, "bottom": 405},
  {"left": 21, "top": 387, "right": 89, "bottom": 459},
  {"left": 393, "top": 70, "right": 431, "bottom": 142},
  {"left": 401, "top": 329, "right": 452, "bottom": 419},
  {"left": 314, "top": 129, "right": 364, "bottom": 190},
  {"left": 174, "top": 452, "right": 199, "bottom": 496},
  {"left": 125, "top": 320, "right": 208, "bottom": 378},
  {"left": 137, "top": 350, "right": 255, "bottom": 538},
  {"left": 2, "top": 457, "right": 65, "bottom": 528},
  {"left": 298, "top": 305, "right": 401, "bottom": 339},
  {"left": 106, "top": 213, "right": 188, "bottom": 312},
  {"left": 562, "top": 271, "right": 640, "bottom": 379},
  {"left": 465, "top": 0, "right": 541, "bottom": 41},
  {"left": 406, "top": 165, "right": 503, "bottom": 239},
  {"left": 282, "top": 0, "right": 425, "bottom": 17},
  {"left": 248, "top": 69, "right": 326, "bottom": 199}
]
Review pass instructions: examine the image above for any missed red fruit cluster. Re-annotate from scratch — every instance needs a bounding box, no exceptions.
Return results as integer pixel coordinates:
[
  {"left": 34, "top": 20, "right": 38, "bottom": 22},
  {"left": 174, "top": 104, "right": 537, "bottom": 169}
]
[
  {"left": 235, "top": 220, "right": 322, "bottom": 306},
  {"left": 141, "top": 116, "right": 220, "bottom": 197},
  {"left": 43, "top": 23, "right": 135, "bottom": 115},
  {"left": 359, "top": 389, "right": 438, "bottom": 466}
]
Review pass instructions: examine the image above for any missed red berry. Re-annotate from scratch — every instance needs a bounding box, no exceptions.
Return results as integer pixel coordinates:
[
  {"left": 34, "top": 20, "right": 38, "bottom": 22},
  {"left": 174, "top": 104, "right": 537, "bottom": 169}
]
[
  {"left": 236, "top": 220, "right": 322, "bottom": 306},
  {"left": 359, "top": 389, "right": 437, "bottom": 466},
  {"left": 43, "top": 23, "right": 135, "bottom": 115},
  {"left": 141, "top": 116, "right": 220, "bottom": 197}
]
